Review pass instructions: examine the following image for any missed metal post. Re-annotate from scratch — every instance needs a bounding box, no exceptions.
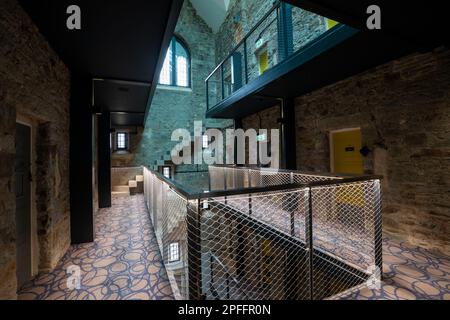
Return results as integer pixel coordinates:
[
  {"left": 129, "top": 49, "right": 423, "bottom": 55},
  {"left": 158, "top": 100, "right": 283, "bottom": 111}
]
[
  {"left": 224, "top": 168, "right": 228, "bottom": 205},
  {"left": 373, "top": 180, "right": 383, "bottom": 276},
  {"left": 206, "top": 79, "right": 209, "bottom": 110},
  {"left": 277, "top": 2, "right": 293, "bottom": 62},
  {"left": 280, "top": 98, "right": 297, "bottom": 170},
  {"left": 243, "top": 39, "right": 248, "bottom": 84},
  {"left": 221, "top": 64, "right": 225, "bottom": 100},
  {"left": 187, "top": 199, "right": 202, "bottom": 299},
  {"left": 307, "top": 187, "right": 314, "bottom": 300}
]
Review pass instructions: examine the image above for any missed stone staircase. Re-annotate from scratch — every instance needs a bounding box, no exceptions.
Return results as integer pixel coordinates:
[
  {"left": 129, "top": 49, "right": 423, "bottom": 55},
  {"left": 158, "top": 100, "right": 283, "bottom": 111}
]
[{"left": 112, "top": 174, "right": 144, "bottom": 197}]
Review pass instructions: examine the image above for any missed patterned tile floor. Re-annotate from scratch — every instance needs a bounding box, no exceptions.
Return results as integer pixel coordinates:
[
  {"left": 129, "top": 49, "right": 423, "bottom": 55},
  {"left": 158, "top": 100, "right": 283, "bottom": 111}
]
[
  {"left": 18, "top": 194, "right": 450, "bottom": 300},
  {"left": 19, "top": 194, "right": 174, "bottom": 300},
  {"left": 338, "top": 237, "right": 450, "bottom": 300}
]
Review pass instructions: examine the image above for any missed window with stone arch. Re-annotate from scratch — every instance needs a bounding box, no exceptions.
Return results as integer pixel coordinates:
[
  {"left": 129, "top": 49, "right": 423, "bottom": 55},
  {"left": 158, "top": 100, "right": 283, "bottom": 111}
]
[{"left": 158, "top": 36, "right": 191, "bottom": 87}]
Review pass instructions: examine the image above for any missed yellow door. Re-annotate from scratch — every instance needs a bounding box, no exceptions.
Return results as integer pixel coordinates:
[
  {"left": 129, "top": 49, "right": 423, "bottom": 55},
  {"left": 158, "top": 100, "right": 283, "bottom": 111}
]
[
  {"left": 259, "top": 50, "right": 269, "bottom": 75},
  {"left": 332, "top": 129, "right": 364, "bottom": 207},
  {"left": 332, "top": 129, "right": 363, "bottom": 174},
  {"left": 326, "top": 18, "right": 339, "bottom": 30}
]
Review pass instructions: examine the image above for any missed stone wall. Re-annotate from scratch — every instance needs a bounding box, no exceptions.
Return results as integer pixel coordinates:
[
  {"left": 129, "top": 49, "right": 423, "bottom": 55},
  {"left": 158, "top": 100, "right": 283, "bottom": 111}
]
[
  {"left": 111, "top": 127, "right": 144, "bottom": 167},
  {"left": 111, "top": 167, "right": 143, "bottom": 187},
  {"left": 128, "top": 0, "right": 232, "bottom": 172},
  {"left": 293, "top": 48, "right": 450, "bottom": 255},
  {"left": 213, "top": 0, "right": 326, "bottom": 105},
  {"left": 0, "top": 0, "right": 71, "bottom": 298}
]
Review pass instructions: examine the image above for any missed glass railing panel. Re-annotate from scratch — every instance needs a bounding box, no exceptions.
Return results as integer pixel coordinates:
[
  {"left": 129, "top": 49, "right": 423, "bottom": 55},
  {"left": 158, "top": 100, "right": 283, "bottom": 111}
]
[
  {"left": 245, "top": 7, "right": 279, "bottom": 84},
  {"left": 207, "top": 67, "right": 222, "bottom": 108},
  {"left": 206, "top": 2, "right": 344, "bottom": 110}
]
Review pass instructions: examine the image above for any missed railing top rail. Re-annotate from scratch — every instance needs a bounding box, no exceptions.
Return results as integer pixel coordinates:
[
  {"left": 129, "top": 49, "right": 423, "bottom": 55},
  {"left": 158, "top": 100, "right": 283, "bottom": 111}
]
[
  {"left": 205, "top": 1, "right": 281, "bottom": 83},
  {"left": 145, "top": 168, "right": 197, "bottom": 199},
  {"left": 209, "top": 164, "right": 350, "bottom": 178},
  {"left": 144, "top": 165, "right": 382, "bottom": 200}
]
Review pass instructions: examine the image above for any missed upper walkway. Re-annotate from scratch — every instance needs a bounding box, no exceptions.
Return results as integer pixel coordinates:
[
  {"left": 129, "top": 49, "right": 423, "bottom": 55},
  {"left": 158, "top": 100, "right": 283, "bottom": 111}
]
[{"left": 205, "top": 1, "right": 416, "bottom": 119}]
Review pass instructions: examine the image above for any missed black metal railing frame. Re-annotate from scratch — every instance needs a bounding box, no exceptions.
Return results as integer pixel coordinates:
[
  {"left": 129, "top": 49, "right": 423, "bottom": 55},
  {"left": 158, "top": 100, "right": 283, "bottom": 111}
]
[
  {"left": 205, "top": 1, "right": 283, "bottom": 110},
  {"left": 143, "top": 165, "right": 383, "bottom": 300}
]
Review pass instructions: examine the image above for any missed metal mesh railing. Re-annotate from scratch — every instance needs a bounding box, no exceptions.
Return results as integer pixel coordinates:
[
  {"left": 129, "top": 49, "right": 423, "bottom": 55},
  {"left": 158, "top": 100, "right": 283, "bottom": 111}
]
[
  {"left": 202, "top": 189, "right": 311, "bottom": 299},
  {"left": 143, "top": 168, "right": 189, "bottom": 299},
  {"left": 143, "top": 166, "right": 382, "bottom": 300}
]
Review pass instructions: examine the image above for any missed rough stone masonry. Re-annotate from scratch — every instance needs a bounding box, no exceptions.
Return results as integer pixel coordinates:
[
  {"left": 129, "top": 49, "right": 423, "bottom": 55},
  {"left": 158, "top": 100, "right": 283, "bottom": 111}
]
[
  {"left": 0, "top": 0, "right": 71, "bottom": 299},
  {"left": 243, "top": 48, "right": 450, "bottom": 255}
]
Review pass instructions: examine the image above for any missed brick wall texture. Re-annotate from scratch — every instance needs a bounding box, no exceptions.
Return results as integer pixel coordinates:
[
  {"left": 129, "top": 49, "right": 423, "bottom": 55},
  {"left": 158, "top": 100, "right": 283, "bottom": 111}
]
[{"left": 0, "top": 0, "right": 71, "bottom": 299}]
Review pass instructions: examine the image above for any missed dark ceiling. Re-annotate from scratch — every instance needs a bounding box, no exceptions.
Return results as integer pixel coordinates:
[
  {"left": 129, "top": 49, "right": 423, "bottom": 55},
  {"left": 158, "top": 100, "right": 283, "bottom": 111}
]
[
  {"left": 20, "top": 0, "right": 183, "bottom": 127},
  {"left": 283, "top": 0, "right": 449, "bottom": 50}
]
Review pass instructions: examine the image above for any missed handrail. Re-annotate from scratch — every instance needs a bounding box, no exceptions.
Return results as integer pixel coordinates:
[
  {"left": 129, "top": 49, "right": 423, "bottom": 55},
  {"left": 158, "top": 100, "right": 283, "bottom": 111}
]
[
  {"left": 144, "top": 165, "right": 382, "bottom": 200},
  {"left": 205, "top": 1, "right": 281, "bottom": 82}
]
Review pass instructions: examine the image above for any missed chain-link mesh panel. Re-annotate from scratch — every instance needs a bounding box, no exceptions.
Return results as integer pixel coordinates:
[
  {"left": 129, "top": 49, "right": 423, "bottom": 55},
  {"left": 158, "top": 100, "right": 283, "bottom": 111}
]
[
  {"left": 208, "top": 166, "right": 339, "bottom": 190},
  {"left": 143, "top": 168, "right": 189, "bottom": 299},
  {"left": 310, "top": 180, "right": 382, "bottom": 299},
  {"left": 144, "top": 167, "right": 382, "bottom": 300},
  {"left": 201, "top": 189, "right": 311, "bottom": 300}
]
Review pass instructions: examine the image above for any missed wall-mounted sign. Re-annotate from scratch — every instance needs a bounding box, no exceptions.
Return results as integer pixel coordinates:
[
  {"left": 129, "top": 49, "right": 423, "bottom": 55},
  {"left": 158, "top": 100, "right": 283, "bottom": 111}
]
[{"left": 255, "top": 38, "right": 265, "bottom": 50}]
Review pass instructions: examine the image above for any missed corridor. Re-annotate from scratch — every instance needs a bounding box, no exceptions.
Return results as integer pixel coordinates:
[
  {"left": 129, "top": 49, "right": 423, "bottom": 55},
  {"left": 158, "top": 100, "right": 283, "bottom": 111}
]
[
  {"left": 17, "top": 191, "right": 450, "bottom": 300},
  {"left": 18, "top": 195, "right": 173, "bottom": 300}
]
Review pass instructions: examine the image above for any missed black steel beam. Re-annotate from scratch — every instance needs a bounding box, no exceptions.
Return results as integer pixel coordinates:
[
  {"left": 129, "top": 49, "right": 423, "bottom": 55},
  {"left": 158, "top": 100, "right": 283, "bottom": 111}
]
[
  {"left": 280, "top": 98, "right": 297, "bottom": 170},
  {"left": 97, "top": 111, "right": 111, "bottom": 208},
  {"left": 70, "top": 74, "right": 94, "bottom": 244}
]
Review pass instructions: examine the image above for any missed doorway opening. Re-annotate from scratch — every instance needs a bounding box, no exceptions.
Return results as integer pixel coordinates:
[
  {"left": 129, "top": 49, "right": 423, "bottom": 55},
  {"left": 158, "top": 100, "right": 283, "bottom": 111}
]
[
  {"left": 15, "top": 122, "right": 32, "bottom": 290},
  {"left": 330, "top": 128, "right": 363, "bottom": 174}
]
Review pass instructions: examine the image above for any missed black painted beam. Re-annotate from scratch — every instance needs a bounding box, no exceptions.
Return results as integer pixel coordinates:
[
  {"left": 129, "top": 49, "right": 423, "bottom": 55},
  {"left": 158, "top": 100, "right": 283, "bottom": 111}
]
[
  {"left": 70, "top": 74, "right": 94, "bottom": 244},
  {"left": 280, "top": 98, "right": 297, "bottom": 170},
  {"left": 97, "top": 111, "right": 111, "bottom": 208}
]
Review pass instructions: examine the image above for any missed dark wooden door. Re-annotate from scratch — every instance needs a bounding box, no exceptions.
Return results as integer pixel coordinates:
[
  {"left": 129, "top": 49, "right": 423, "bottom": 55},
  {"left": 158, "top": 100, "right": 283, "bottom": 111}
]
[{"left": 15, "top": 123, "right": 32, "bottom": 289}]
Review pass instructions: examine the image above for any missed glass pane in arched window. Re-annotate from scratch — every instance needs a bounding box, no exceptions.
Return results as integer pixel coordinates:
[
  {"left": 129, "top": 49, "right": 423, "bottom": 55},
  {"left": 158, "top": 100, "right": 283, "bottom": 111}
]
[
  {"left": 159, "top": 46, "right": 172, "bottom": 85},
  {"left": 175, "top": 40, "right": 189, "bottom": 87},
  {"left": 158, "top": 37, "right": 190, "bottom": 87},
  {"left": 176, "top": 56, "right": 188, "bottom": 87}
]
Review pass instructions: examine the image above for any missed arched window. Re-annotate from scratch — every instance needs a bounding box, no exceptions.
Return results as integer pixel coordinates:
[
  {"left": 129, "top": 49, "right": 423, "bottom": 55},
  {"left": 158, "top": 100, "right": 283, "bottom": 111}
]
[{"left": 159, "top": 36, "right": 190, "bottom": 87}]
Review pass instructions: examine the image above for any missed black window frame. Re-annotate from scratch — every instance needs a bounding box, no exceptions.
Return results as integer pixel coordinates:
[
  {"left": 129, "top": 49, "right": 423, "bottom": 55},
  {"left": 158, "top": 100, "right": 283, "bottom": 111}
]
[
  {"left": 116, "top": 132, "right": 128, "bottom": 151},
  {"left": 162, "top": 166, "right": 172, "bottom": 179},
  {"left": 158, "top": 36, "right": 191, "bottom": 88},
  {"left": 168, "top": 242, "right": 180, "bottom": 263}
]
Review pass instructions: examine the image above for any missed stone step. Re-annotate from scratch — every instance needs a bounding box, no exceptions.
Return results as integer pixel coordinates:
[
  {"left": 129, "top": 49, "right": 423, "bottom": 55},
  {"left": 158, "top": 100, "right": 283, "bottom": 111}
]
[
  {"left": 128, "top": 180, "right": 137, "bottom": 188},
  {"left": 136, "top": 175, "right": 144, "bottom": 182},
  {"left": 112, "top": 191, "right": 129, "bottom": 197},
  {"left": 112, "top": 185, "right": 129, "bottom": 193}
]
